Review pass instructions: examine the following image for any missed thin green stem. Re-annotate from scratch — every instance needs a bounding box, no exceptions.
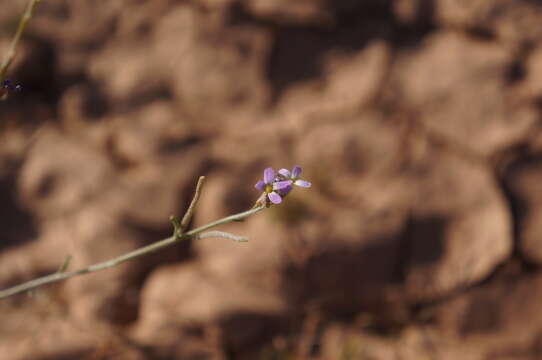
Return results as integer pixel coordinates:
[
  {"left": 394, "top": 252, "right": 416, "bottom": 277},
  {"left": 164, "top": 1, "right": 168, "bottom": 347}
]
[
  {"left": 0, "top": 0, "right": 42, "bottom": 84},
  {"left": 0, "top": 205, "right": 265, "bottom": 300}
]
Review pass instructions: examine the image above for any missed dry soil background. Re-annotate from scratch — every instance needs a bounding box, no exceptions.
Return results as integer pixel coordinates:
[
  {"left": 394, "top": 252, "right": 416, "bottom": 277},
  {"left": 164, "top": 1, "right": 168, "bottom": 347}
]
[{"left": 1, "top": 0, "right": 542, "bottom": 359}]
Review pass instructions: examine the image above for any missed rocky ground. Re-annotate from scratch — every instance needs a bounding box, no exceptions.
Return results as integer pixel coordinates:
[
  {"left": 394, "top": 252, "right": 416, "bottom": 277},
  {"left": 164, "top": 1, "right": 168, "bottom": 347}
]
[{"left": 1, "top": 0, "right": 542, "bottom": 359}]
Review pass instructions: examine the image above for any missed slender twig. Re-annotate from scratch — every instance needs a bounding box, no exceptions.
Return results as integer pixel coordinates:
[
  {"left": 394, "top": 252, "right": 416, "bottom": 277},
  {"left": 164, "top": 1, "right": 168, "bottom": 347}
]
[
  {"left": 0, "top": 0, "right": 42, "bottom": 84},
  {"left": 56, "top": 255, "right": 72, "bottom": 274},
  {"left": 181, "top": 176, "right": 205, "bottom": 231},
  {"left": 0, "top": 205, "right": 265, "bottom": 300},
  {"left": 198, "top": 230, "right": 249, "bottom": 242}
]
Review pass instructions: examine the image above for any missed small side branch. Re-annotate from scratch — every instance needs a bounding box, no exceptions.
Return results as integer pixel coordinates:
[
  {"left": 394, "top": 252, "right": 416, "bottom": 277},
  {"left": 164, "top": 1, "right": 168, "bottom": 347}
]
[
  {"left": 198, "top": 231, "right": 249, "bottom": 242},
  {"left": 181, "top": 176, "right": 205, "bottom": 231},
  {"left": 56, "top": 255, "right": 72, "bottom": 274}
]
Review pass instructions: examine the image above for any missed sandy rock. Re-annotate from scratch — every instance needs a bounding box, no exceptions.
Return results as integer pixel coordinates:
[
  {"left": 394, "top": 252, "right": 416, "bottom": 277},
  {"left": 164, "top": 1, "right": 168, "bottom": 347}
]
[
  {"left": 18, "top": 127, "right": 115, "bottom": 219},
  {"left": 404, "top": 144, "right": 512, "bottom": 300},
  {"left": 276, "top": 41, "right": 390, "bottom": 121},
  {"left": 110, "top": 101, "right": 193, "bottom": 163},
  {"left": 504, "top": 160, "right": 542, "bottom": 264},
  {"left": 389, "top": 31, "right": 537, "bottom": 156},
  {"left": 33, "top": 0, "right": 122, "bottom": 44},
  {"left": 435, "top": 0, "right": 542, "bottom": 45},
  {"left": 134, "top": 258, "right": 286, "bottom": 352},
  {"left": 88, "top": 41, "right": 166, "bottom": 105},
  {"left": 273, "top": 116, "right": 413, "bottom": 318},
  {"left": 154, "top": 5, "right": 271, "bottom": 125},
  {"left": 0, "top": 292, "right": 145, "bottom": 360},
  {"left": 59, "top": 84, "right": 109, "bottom": 128},
  {"left": 294, "top": 113, "right": 408, "bottom": 203},
  {"left": 245, "top": 0, "right": 330, "bottom": 25},
  {"left": 522, "top": 47, "right": 542, "bottom": 100},
  {"left": 430, "top": 266, "right": 542, "bottom": 359},
  {"left": 393, "top": 0, "right": 433, "bottom": 25},
  {"left": 3, "top": 0, "right": 542, "bottom": 358},
  {"left": 320, "top": 325, "right": 397, "bottom": 360}
]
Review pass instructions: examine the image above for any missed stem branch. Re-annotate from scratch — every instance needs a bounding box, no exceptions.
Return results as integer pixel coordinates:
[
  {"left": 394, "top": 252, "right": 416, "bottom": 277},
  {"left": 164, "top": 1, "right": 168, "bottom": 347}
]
[{"left": 0, "top": 205, "right": 265, "bottom": 300}]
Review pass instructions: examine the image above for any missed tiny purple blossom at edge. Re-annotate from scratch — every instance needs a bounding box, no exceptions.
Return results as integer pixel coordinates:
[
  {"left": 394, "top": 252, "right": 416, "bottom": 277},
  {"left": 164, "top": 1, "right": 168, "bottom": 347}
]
[
  {"left": 292, "top": 165, "right": 302, "bottom": 179},
  {"left": 278, "top": 168, "right": 291, "bottom": 178},
  {"left": 286, "top": 165, "right": 311, "bottom": 188},
  {"left": 294, "top": 179, "right": 311, "bottom": 188}
]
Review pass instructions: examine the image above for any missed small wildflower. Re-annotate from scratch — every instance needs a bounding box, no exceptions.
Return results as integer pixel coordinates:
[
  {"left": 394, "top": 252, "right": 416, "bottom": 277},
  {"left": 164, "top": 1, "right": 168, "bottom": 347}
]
[
  {"left": 2, "top": 80, "right": 22, "bottom": 92},
  {"left": 1, "top": 79, "right": 22, "bottom": 99},
  {"left": 255, "top": 167, "right": 292, "bottom": 205},
  {"left": 278, "top": 165, "right": 311, "bottom": 188},
  {"left": 254, "top": 165, "right": 311, "bottom": 207},
  {"left": 277, "top": 183, "right": 293, "bottom": 198}
]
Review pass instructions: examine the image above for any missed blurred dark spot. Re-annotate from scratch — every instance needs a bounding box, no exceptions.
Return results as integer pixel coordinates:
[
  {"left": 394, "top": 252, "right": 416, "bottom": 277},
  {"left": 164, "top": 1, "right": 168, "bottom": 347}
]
[
  {"left": 281, "top": 231, "right": 409, "bottom": 330},
  {"left": 38, "top": 0, "right": 70, "bottom": 21},
  {"left": 404, "top": 215, "right": 448, "bottom": 267},
  {"left": 158, "top": 136, "right": 202, "bottom": 154},
  {"left": 264, "top": 0, "right": 435, "bottom": 103},
  {"left": 0, "top": 173, "right": 38, "bottom": 250},
  {"left": 500, "top": 155, "right": 542, "bottom": 265},
  {"left": 33, "top": 349, "right": 94, "bottom": 360},
  {"left": 505, "top": 60, "right": 526, "bottom": 84},
  {"left": 220, "top": 312, "right": 289, "bottom": 357},
  {"left": 81, "top": 81, "right": 109, "bottom": 119},
  {"left": 13, "top": 36, "right": 58, "bottom": 107},
  {"left": 35, "top": 173, "right": 57, "bottom": 198},
  {"left": 122, "top": 85, "right": 173, "bottom": 110},
  {"left": 486, "top": 333, "right": 542, "bottom": 360},
  {"left": 460, "top": 293, "right": 501, "bottom": 335},
  {"left": 466, "top": 27, "right": 496, "bottom": 41},
  {"left": 343, "top": 137, "right": 366, "bottom": 174},
  {"left": 271, "top": 197, "right": 310, "bottom": 226}
]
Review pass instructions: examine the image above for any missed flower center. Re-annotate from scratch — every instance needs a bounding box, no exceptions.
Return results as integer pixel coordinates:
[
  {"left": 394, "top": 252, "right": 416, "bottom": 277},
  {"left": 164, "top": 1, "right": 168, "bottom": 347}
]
[{"left": 265, "top": 184, "right": 273, "bottom": 193}]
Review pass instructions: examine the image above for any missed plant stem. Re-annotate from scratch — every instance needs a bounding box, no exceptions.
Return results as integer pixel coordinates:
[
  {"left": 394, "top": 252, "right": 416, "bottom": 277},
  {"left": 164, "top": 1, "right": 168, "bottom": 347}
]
[
  {"left": 0, "top": 205, "right": 265, "bottom": 300},
  {"left": 0, "top": 0, "right": 42, "bottom": 84},
  {"left": 198, "top": 230, "right": 248, "bottom": 242}
]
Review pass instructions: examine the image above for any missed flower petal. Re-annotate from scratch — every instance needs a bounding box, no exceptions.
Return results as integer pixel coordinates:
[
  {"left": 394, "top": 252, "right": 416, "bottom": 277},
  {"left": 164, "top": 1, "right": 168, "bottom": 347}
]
[
  {"left": 278, "top": 168, "right": 291, "bottom": 178},
  {"left": 278, "top": 184, "right": 293, "bottom": 197},
  {"left": 292, "top": 165, "right": 302, "bottom": 179},
  {"left": 255, "top": 180, "right": 266, "bottom": 191},
  {"left": 268, "top": 192, "right": 282, "bottom": 204},
  {"left": 273, "top": 180, "right": 293, "bottom": 190},
  {"left": 264, "top": 168, "right": 275, "bottom": 185},
  {"left": 294, "top": 179, "right": 311, "bottom": 188}
]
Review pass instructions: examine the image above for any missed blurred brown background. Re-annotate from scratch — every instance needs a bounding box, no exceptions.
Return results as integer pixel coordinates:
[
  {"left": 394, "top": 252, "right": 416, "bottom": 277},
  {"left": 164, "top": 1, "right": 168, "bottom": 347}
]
[{"left": 1, "top": 0, "right": 542, "bottom": 359}]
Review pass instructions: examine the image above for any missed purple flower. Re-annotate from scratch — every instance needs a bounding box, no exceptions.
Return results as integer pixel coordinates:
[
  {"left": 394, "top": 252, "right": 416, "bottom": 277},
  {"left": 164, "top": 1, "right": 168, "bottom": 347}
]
[
  {"left": 277, "top": 184, "right": 293, "bottom": 197},
  {"left": 278, "top": 165, "right": 311, "bottom": 188},
  {"left": 1, "top": 80, "right": 22, "bottom": 99},
  {"left": 255, "top": 167, "right": 292, "bottom": 204},
  {"left": 2, "top": 80, "right": 21, "bottom": 93}
]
